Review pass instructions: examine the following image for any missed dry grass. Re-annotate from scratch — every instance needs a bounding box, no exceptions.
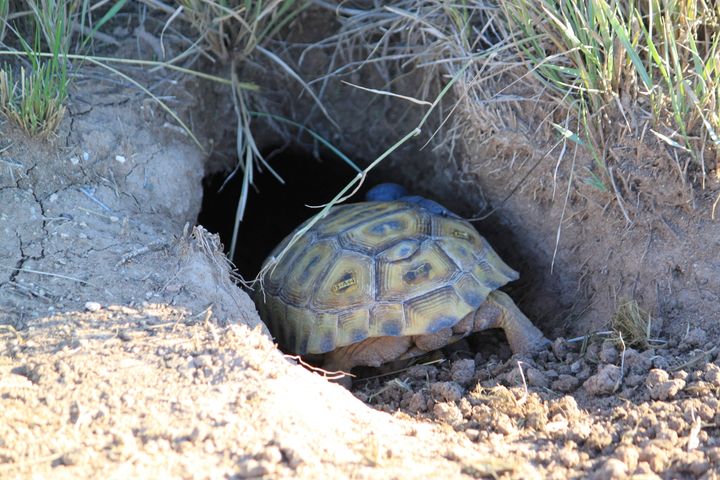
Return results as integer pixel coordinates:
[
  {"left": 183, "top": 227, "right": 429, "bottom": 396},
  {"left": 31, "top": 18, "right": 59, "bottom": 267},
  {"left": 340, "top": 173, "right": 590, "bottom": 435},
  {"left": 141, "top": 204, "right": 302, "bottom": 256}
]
[
  {"left": 320, "top": 1, "right": 719, "bottom": 197},
  {"left": 611, "top": 298, "right": 651, "bottom": 348}
]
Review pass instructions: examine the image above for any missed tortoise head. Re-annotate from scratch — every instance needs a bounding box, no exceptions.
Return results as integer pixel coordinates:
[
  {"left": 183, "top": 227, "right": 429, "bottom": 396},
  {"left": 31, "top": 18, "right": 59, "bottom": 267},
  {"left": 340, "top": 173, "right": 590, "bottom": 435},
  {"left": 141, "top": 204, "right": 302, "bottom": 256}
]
[
  {"left": 365, "top": 183, "right": 408, "bottom": 201},
  {"left": 365, "top": 183, "right": 459, "bottom": 218}
]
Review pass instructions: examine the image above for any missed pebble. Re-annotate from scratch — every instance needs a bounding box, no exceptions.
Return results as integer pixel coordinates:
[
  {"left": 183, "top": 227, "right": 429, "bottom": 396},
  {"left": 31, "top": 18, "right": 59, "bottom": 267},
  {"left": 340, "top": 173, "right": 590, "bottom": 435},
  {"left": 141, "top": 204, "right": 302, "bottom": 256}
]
[
  {"left": 646, "top": 369, "right": 685, "bottom": 400},
  {"left": 526, "top": 367, "right": 549, "bottom": 388},
  {"left": 623, "top": 348, "right": 652, "bottom": 373},
  {"left": 84, "top": 301, "right": 102, "bottom": 312},
  {"left": 639, "top": 441, "right": 670, "bottom": 473},
  {"left": 430, "top": 381, "right": 463, "bottom": 402},
  {"left": 599, "top": 340, "right": 619, "bottom": 364},
  {"left": 237, "top": 459, "right": 269, "bottom": 478},
  {"left": 704, "top": 364, "right": 720, "bottom": 386},
  {"left": 193, "top": 355, "right": 213, "bottom": 368},
  {"left": 260, "top": 445, "right": 283, "bottom": 464},
  {"left": 583, "top": 364, "right": 622, "bottom": 396},
  {"left": 552, "top": 374, "right": 581, "bottom": 393},
  {"left": 680, "top": 327, "right": 707, "bottom": 350},
  {"left": 402, "top": 391, "right": 428, "bottom": 413},
  {"left": 613, "top": 445, "right": 639, "bottom": 471},
  {"left": 450, "top": 359, "right": 475, "bottom": 385},
  {"left": 433, "top": 402, "right": 463, "bottom": 426},
  {"left": 589, "top": 458, "right": 627, "bottom": 480}
]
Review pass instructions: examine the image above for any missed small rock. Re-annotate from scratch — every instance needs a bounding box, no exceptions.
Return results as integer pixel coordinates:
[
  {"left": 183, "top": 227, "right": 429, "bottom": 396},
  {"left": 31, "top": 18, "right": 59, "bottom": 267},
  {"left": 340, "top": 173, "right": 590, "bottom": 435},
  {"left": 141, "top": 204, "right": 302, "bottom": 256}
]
[
  {"left": 680, "top": 327, "right": 707, "bottom": 350},
  {"left": 433, "top": 402, "right": 463, "bottom": 426},
  {"left": 551, "top": 337, "right": 569, "bottom": 359},
  {"left": 646, "top": 368, "right": 669, "bottom": 384},
  {"left": 84, "top": 301, "right": 102, "bottom": 312},
  {"left": 464, "top": 428, "right": 480, "bottom": 441},
  {"left": 450, "top": 359, "right": 475, "bottom": 385},
  {"left": 552, "top": 374, "right": 581, "bottom": 393},
  {"left": 583, "top": 365, "right": 622, "bottom": 396},
  {"left": 624, "top": 373, "right": 645, "bottom": 387},
  {"left": 430, "top": 381, "right": 463, "bottom": 402},
  {"left": 280, "top": 444, "right": 304, "bottom": 469},
  {"left": 406, "top": 364, "right": 436, "bottom": 381},
  {"left": 526, "top": 367, "right": 549, "bottom": 388},
  {"left": 401, "top": 391, "right": 428, "bottom": 413},
  {"left": 589, "top": 458, "right": 627, "bottom": 480},
  {"left": 260, "top": 445, "right": 283, "bottom": 464},
  {"left": 115, "top": 154, "right": 126, "bottom": 163},
  {"left": 237, "top": 459, "right": 268, "bottom": 478},
  {"left": 623, "top": 348, "right": 651, "bottom": 373},
  {"left": 600, "top": 340, "right": 619, "bottom": 364},
  {"left": 639, "top": 441, "right": 670, "bottom": 473},
  {"left": 652, "top": 356, "right": 670, "bottom": 370},
  {"left": 613, "top": 445, "right": 639, "bottom": 472},
  {"left": 193, "top": 355, "right": 213, "bottom": 368},
  {"left": 570, "top": 360, "right": 584, "bottom": 374},
  {"left": 646, "top": 369, "right": 685, "bottom": 400},
  {"left": 704, "top": 364, "right": 720, "bottom": 386}
]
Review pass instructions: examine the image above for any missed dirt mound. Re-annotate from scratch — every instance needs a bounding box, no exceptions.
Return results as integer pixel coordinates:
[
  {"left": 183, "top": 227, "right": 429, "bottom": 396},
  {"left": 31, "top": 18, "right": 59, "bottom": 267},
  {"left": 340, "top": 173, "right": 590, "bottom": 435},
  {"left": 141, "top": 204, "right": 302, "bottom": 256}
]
[{"left": 0, "top": 75, "right": 528, "bottom": 479}]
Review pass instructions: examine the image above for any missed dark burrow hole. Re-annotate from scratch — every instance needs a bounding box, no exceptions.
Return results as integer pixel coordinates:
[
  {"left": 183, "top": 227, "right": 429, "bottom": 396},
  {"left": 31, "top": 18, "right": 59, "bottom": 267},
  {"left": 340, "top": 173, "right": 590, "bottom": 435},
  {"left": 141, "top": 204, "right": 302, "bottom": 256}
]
[
  {"left": 198, "top": 146, "right": 535, "bottom": 381},
  {"left": 198, "top": 147, "right": 362, "bottom": 281}
]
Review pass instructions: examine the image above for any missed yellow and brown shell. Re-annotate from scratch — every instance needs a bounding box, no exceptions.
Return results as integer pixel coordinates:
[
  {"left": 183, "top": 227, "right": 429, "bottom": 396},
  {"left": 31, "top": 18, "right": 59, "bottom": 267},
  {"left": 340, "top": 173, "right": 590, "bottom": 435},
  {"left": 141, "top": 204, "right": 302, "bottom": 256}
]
[{"left": 255, "top": 201, "right": 518, "bottom": 355}]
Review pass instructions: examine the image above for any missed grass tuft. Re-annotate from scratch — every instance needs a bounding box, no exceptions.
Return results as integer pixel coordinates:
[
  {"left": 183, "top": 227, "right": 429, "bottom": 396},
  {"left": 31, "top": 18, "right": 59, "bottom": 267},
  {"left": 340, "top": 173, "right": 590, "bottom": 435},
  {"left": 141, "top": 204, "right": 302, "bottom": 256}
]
[
  {"left": 0, "top": 1, "right": 73, "bottom": 136},
  {"left": 611, "top": 298, "right": 651, "bottom": 348},
  {"left": 503, "top": 0, "right": 720, "bottom": 179},
  {"left": 175, "top": 0, "right": 307, "bottom": 60},
  {"left": 0, "top": 59, "right": 67, "bottom": 136}
]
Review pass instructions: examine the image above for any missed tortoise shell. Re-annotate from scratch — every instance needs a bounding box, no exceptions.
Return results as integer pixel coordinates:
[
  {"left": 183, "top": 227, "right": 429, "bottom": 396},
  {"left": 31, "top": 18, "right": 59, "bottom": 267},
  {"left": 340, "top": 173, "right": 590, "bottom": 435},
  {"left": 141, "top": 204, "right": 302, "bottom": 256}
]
[{"left": 255, "top": 201, "right": 518, "bottom": 355}]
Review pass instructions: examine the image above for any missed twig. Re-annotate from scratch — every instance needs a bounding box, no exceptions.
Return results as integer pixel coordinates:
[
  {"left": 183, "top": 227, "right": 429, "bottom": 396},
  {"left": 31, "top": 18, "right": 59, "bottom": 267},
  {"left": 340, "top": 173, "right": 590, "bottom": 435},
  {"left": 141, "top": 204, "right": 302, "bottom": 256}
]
[
  {"left": 0, "top": 265, "right": 90, "bottom": 285},
  {"left": 115, "top": 240, "right": 169, "bottom": 267},
  {"left": 608, "top": 166, "right": 632, "bottom": 224},
  {"left": 671, "top": 346, "right": 718, "bottom": 372},
  {"left": 613, "top": 332, "right": 626, "bottom": 393},
  {"left": 340, "top": 80, "right": 432, "bottom": 105},
  {"left": 516, "top": 360, "right": 529, "bottom": 405},
  {"left": 284, "top": 354, "right": 353, "bottom": 381}
]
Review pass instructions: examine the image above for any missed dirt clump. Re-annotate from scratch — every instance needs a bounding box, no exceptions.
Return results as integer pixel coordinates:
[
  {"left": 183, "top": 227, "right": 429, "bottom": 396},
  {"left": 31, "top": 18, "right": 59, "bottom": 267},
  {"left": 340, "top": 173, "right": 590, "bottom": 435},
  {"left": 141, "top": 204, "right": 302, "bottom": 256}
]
[{"left": 353, "top": 334, "right": 720, "bottom": 479}]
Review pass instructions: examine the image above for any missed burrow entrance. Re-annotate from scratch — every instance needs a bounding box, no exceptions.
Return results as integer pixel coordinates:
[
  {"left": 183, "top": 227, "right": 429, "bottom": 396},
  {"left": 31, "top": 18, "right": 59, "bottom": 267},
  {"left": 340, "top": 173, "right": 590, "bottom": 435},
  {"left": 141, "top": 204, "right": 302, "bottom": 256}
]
[
  {"left": 197, "top": 146, "right": 530, "bottom": 370},
  {"left": 199, "top": 147, "right": 364, "bottom": 281}
]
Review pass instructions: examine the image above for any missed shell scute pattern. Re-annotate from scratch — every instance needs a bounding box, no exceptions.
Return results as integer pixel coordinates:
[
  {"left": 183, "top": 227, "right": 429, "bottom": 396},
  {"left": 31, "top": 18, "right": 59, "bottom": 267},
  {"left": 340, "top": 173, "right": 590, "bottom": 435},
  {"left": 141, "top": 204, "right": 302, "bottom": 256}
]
[
  {"left": 312, "top": 252, "right": 374, "bottom": 310},
  {"left": 404, "top": 285, "right": 469, "bottom": 334},
  {"left": 263, "top": 230, "right": 315, "bottom": 296},
  {"left": 338, "top": 208, "right": 430, "bottom": 255},
  {"left": 376, "top": 241, "right": 457, "bottom": 302},
  {"left": 316, "top": 202, "right": 400, "bottom": 238},
  {"left": 257, "top": 201, "right": 518, "bottom": 355}
]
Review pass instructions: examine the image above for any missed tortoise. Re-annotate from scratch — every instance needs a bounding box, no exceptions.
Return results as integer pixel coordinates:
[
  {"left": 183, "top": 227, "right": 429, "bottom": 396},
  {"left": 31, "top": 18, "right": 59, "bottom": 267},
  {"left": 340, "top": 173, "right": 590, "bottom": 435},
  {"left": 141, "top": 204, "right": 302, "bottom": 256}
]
[{"left": 255, "top": 183, "right": 548, "bottom": 373}]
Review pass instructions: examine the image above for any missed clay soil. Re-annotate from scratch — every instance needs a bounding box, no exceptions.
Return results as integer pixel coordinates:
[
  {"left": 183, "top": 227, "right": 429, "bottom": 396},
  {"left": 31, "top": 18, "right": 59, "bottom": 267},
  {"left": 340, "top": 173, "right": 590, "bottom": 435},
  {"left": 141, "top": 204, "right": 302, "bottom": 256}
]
[{"left": 3, "top": 7, "right": 720, "bottom": 480}]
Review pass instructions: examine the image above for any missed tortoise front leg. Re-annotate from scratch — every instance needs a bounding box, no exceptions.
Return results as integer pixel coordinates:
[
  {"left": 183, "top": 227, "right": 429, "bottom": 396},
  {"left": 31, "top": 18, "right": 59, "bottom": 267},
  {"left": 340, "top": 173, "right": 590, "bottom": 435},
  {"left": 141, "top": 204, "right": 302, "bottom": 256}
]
[
  {"left": 473, "top": 290, "right": 549, "bottom": 354},
  {"left": 322, "top": 335, "right": 413, "bottom": 373}
]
